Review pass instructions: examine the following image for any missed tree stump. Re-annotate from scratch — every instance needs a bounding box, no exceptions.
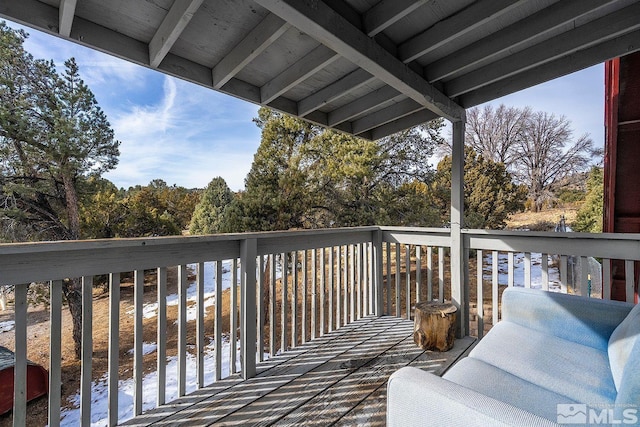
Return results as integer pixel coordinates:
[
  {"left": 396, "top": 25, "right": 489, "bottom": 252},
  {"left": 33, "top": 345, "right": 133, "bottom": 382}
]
[{"left": 413, "top": 301, "right": 457, "bottom": 351}]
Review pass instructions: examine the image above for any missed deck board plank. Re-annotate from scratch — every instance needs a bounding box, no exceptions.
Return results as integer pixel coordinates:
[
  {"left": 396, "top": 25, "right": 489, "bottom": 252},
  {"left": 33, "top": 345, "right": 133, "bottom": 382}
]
[{"left": 124, "top": 316, "right": 475, "bottom": 427}]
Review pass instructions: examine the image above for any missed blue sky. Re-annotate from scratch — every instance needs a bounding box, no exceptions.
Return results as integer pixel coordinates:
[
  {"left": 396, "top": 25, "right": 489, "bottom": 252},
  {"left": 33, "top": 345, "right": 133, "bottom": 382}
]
[{"left": 6, "top": 20, "right": 604, "bottom": 191}]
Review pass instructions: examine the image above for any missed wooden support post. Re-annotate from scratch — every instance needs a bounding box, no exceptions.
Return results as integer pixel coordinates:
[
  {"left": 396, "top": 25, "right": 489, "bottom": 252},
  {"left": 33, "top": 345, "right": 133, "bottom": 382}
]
[{"left": 451, "top": 118, "right": 468, "bottom": 337}]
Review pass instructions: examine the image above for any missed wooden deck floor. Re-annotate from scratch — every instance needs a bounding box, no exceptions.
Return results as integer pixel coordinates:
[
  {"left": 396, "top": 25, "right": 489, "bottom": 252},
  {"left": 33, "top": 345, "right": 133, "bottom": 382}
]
[{"left": 123, "top": 316, "right": 475, "bottom": 427}]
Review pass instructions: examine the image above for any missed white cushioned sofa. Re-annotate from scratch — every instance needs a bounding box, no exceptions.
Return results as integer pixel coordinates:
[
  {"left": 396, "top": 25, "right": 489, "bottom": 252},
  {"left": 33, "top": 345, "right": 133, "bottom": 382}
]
[{"left": 387, "top": 287, "right": 640, "bottom": 426}]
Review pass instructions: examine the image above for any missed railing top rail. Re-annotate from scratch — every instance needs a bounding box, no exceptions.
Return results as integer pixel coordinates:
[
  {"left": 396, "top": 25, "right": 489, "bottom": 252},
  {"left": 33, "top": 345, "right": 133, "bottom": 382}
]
[
  {"left": 465, "top": 229, "right": 640, "bottom": 260},
  {"left": 0, "top": 227, "right": 379, "bottom": 285},
  {"left": 463, "top": 228, "right": 640, "bottom": 241}
]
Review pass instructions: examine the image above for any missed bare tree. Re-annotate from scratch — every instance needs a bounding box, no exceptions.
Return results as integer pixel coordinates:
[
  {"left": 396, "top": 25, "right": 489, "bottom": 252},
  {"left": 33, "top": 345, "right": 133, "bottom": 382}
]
[
  {"left": 465, "top": 104, "right": 531, "bottom": 168},
  {"left": 513, "top": 111, "right": 595, "bottom": 211}
]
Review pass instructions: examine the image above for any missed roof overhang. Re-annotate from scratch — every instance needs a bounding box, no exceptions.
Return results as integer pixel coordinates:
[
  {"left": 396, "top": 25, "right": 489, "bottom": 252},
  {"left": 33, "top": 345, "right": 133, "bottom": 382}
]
[{"left": 2, "top": 0, "right": 640, "bottom": 139}]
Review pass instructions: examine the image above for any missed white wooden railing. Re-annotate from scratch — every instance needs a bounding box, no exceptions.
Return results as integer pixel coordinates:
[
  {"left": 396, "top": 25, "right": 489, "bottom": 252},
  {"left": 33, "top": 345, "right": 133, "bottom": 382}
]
[{"left": 1, "top": 226, "right": 639, "bottom": 426}]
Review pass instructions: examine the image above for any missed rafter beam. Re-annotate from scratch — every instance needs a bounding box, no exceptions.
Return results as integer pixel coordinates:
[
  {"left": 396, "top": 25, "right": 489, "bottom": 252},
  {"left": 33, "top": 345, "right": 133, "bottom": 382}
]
[
  {"left": 260, "top": 45, "right": 339, "bottom": 104},
  {"left": 328, "top": 85, "right": 400, "bottom": 127},
  {"left": 368, "top": 109, "right": 439, "bottom": 140},
  {"left": 364, "top": 0, "right": 430, "bottom": 37},
  {"left": 459, "top": 29, "right": 640, "bottom": 109},
  {"left": 425, "top": 0, "right": 619, "bottom": 82},
  {"left": 58, "top": 0, "right": 77, "bottom": 37},
  {"left": 352, "top": 98, "right": 423, "bottom": 135},
  {"left": 297, "top": 68, "right": 375, "bottom": 117},
  {"left": 212, "top": 14, "right": 290, "bottom": 89},
  {"left": 398, "top": 0, "right": 527, "bottom": 64},
  {"left": 149, "top": 0, "right": 204, "bottom": 68},
  {"left": 256, "top": 0, "right": 464, "bottom": 122},
  {"left": 446, "top": 3, "right": 640, "bottom": 98}
]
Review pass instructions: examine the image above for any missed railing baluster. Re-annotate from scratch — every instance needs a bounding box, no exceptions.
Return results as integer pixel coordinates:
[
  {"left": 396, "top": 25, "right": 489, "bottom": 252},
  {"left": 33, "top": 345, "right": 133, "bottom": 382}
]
[
  {"left": 230, "top": 259, "right": 238, "bottom": 373},
  {"left": 302, "top": 251, "right": 308, "bottom": 344},
  {"left": 214, "top": 262, "right": 222, "bottom": 380},
  {"left": 524, "top": 252, "right": 531, "bottom": 288},
  {"left": 269, "top": 254, "right": 276, "bottom": 356},
  {"left": 427, "top": 246, "right": 433, "bottom": 301},
  {"left": 395, "top": 243, "right": 401, "bottom": 317},
  {"left": 134, "top": 269, "right": 144, "bottom": 415},
  {"left": 281, "top": 252, "right": 288, "bottom": 352},
  {"left": 416, "top": 245, "right": 422, "bottom": 303},
  {"left": 356, "top": 243, "right": 362, "bottom": 319},
  {"left": 240, "top": 238, "right": 257, "bottom": 379},
  {"left": 405, "top": 244, "right": 411, "bottom": 319},
  {"left": 560, "top": 255, "right": 568, "bottom": 293},
  {"left": 476, "top": 250, "right": 484, "bottom": 339},
  {"left": 492, "top": 251, "right": 499, "bottom": 325},
  {"left": 581, "top": 256, "right": 589, "bottom": 297},
  {"left": 311, "top": 249, "right": 317, "bottom": 339},
  {"left": 258, "top": 256, "right": 265, "bottom": 360},
  {"left": 108, "top": 273, "right": 120, "bottom": 427},
  {"left": 625, "top": 260, "right": 635, "bottom": 303},
  {"left": 178, "top": 265, "right": 187, "bottom": 396},
  {"left": 13, "top": 283, "right": 27, "bottom": 426},
  {"left": 336, "top": 246, "right": 342, "bottom": 328},
  {"left": 541, "top": 254, "right": 549, "bottom": 291},
  {"left": 81, "top": 276, "right": 94, "bottom": 424},
  {"left": 292, "top": 251, "right": 298, "bottom": 347},
  {"left": 438, "top": 247, "right": 445, "bottom": 303},
  {"left": 157, "top": 268, "right": 167, "bottom": 404},
  {"left": 196, "top": 263, "right": 205, "bottom": 388},
  {"left": 343, "top": 245, "right": 349, "bottom": 323},
  {"left": 369, "top": 242, "right": 375, "bottom": 315},
  {"left": 385, "top": 241, "right": 391, "bottom": 314},
  {"left": 49, "top": 280, "right": 63, "bottom": 427},
  {"left": 603, "top": 258, "right": 612, "bottom": 300},
  {"left": 320, "top": 247, "right": 326, "bottom": 335},
  {"left": 329, "top": 246, "right": 334, "bottom": 332},
  {"left": 508, "top": 252, "right": 514, "bottom": 287},
  {"left": 350, "top": 244, "right": 356, "bottom": 322}
]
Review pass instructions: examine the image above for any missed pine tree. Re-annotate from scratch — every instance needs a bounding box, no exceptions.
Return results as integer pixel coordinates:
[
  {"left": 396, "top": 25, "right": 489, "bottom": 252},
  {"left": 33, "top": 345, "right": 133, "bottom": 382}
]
[
  {"left": 189, "top": 177, "right": 234, "bottom": 235},
  {"left": 573, "top": 166, "right": 603, "bottom": 233}
]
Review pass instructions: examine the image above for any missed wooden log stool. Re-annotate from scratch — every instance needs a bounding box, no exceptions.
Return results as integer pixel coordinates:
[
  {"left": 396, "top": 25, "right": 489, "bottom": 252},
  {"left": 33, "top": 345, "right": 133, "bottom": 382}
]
[{"left": 413, "top": 301, "right": 457, "bottom": 352}]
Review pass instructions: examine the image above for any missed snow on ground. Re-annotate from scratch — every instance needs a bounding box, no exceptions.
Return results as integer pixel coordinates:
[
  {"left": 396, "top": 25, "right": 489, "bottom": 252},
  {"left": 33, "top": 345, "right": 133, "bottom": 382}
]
[
  {"left": 127, "top": 342, "right": 157, "bottom": 356},
  {"left": 483, "top": 252, "right": 562, "bottom": 291},
  {"left": 60, "top": 340, "right": 241, "bottom": 426},
  {"left": 0, "top": 320, "right": 14, "bottom": 333}
]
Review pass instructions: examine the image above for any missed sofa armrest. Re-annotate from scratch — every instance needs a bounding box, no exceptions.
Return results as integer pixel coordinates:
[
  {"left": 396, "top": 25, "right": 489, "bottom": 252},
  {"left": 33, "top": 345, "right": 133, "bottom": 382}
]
[
  {"left": 387, "top": 367, "right": 558, "bottom": 427},
  {"left": 501, "top": 287, "right": 633, "bottom": 350}
]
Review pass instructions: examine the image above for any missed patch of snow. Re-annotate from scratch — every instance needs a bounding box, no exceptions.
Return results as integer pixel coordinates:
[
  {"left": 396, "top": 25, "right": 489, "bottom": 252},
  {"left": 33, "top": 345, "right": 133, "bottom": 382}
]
[
  {"left": 127, "top": 342, "right": 157, "bottom": 356},
  {"left": 483, "top": 252, "right": 562, "bottom": 290},
  {"left": 60, "top": 340, "right": 241, "bottom": 426},
  {"left": 0, "top": 320, "right": 15, "bottom": 333}
]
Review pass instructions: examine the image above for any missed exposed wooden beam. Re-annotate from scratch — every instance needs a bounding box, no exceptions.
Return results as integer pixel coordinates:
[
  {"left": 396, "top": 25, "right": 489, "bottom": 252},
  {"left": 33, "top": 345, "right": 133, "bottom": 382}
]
[
  {"left": 328, "top": 85, "right": 400, "bottom": 127},
  {"left": 255, "top": 0, "right": 464, "bottom": 122},
  {"left": 446, "top": 3, "right": 640, "bottom": 98},
  {"left": 212, "top": 14, "right": 290, "bottom": 89},
  {"left": 364, "top": 0, "right": 430, "bottom": 37},
  {"left": 368, "top": 109, "right": 439, "bottom": 141},
  {"left": 149, "top": 0, "right": 204, "bottom": 68},
  {"left": 352, "top": 98, "right": 423, "bottom": 135},
  {"left": 58, "top": 0, "right": 77, "bottom": 37},
  {"left": 425, "top": 0, "right": 619, "bottom": 82},
  {"left": 398, "top": 0, "right": 527, "bottom": 64},
  {"left": 297, "top": 68, "right": 375, "bottom": 117},
  {"left": 260, "top": 45, "right": 339, "bottom": 104},
  {"left": 459, "top": 29, "right": 640, "bottom": 109}
]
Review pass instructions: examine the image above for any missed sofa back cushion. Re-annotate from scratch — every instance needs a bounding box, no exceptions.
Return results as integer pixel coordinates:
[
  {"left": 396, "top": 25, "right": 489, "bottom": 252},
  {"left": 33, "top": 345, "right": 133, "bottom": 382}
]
[{"left": 609, "top": 302, "right": 640, "bottom": 391}]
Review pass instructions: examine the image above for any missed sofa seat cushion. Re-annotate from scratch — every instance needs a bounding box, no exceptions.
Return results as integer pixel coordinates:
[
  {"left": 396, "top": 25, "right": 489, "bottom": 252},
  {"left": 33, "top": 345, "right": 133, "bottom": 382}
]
[
  {"left": 469, "top": 321, "right": 617, "bottom": 404},
  {"left": 443, "top": 357, "right": 576, "bottom": 421}
]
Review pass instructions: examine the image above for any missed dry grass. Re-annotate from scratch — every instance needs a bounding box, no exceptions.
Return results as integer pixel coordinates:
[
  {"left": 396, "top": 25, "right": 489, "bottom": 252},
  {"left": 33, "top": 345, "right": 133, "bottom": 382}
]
[{"left": 505, "top": 205, "right": 579, "bottom": 231}]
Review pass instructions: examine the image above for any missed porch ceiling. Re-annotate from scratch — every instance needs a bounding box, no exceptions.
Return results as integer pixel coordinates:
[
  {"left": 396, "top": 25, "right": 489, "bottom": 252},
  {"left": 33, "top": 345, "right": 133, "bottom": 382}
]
[{"left": 1, "top": 0, "right": 639, "bottom": 140}]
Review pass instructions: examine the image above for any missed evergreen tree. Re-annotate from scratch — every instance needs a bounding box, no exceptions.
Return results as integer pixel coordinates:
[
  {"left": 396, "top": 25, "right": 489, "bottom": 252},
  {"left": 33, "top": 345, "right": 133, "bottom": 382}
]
[
  {"left": 573, "top": 166, "right": 603, "bottom": 233},
  {"left": 189, "top": 177, "right": 234, "bottom": 234},
  {"left": 0, "top": 23, "right": 120, "bottom": 358},
  {"left": 432, "top": 147, "right": 526, "bottom": 229}
]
